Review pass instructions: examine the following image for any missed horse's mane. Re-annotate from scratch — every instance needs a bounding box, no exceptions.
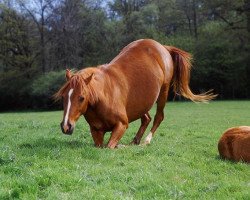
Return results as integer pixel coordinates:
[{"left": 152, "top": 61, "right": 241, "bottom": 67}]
[{"left": 53, "top": 69, "right": 98, "bottom": 105}]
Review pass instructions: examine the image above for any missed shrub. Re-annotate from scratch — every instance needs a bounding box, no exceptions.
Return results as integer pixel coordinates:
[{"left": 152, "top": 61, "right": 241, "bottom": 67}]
[{"left": 31, "top": 70, "right": 66, "bottom": 109}]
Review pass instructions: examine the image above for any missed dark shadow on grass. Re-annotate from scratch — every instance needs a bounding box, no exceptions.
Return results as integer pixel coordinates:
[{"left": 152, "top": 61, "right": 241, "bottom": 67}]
[
  {"left": 215, "top": 155, "right": 223, "bottom": 160},
  {"left": 215, "top": 155, "right": 249, "bottom": 164},
  {"left": 19, "top": 138, "right": 85, "bottom": 150},
  {"left": 215, "top": 155, "right": 234, "bottom": 163}
]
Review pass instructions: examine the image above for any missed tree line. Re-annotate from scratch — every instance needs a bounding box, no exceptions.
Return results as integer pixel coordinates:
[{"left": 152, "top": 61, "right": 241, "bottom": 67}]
[{"left": 0, "top": 0, "right": 249, "bottom": 110}]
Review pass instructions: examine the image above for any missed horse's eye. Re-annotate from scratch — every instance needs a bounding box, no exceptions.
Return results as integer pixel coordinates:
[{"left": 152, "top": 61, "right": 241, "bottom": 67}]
[{"left": 79, "top": 96, "right": 84, "bottom": 102}]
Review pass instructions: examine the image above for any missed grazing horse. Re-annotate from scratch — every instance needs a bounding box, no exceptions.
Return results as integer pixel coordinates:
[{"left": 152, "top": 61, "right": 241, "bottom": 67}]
[
  {"left": 218, "top": 126, "right": 250, "bottom": 163},
  {"left": 54, "top": 39, "right": 215, "bottom": 148}
]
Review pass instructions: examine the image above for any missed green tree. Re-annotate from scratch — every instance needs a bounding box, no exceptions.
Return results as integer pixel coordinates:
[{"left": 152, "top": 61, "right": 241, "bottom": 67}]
[
  {"left": 0, "top": 5, "right": 36, "bottom": 109},
  {"left": 18, "top": 0, "right": 55, "bottom": 73},
  {"left": 109, "top": 0, "right": 162, "bottom": 44}
]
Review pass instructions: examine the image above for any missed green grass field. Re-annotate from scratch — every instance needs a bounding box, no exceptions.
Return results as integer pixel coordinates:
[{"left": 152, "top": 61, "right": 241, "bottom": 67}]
[{"left": 0, "top": 101, "right": 249, "bottom": 199}]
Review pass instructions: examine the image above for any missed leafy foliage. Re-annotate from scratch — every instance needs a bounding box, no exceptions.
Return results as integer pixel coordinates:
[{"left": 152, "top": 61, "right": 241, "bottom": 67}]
[
  {"left": 0, "top": 0, "right": 249, "bottom": 110},
  {"left": 31, "top": 70, "right": 65, "bottom": 97},
  {"left": 30, "top": 70, "right": 66, "bottom": 109}
]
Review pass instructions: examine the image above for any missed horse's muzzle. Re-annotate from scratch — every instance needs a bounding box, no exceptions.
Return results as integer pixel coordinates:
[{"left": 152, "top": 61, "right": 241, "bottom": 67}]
[{"left": 60, "top": 121, "right": 74, "bottom": 135}]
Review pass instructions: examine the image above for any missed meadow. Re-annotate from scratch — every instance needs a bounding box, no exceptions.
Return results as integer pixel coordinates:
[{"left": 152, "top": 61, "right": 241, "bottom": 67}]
[{"left": 0, "top": 101, "right": 249, "bottom": 199}]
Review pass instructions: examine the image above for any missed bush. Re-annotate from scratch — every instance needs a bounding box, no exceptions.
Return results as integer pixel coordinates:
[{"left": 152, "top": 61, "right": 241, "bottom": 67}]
[{"left": 31, "top": 70, "right": 66, "bottom": 109}]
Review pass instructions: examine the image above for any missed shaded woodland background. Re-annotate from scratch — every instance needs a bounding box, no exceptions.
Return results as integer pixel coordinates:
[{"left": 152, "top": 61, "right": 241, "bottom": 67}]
[{"left": 0, "top": 0, "right": 249, "bottom": 110}]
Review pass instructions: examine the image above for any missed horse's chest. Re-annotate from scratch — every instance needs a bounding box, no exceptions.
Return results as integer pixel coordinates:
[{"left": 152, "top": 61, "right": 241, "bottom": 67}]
[
  {"left": 91, "top": 120, "right": 105, "bottom": 131},
  {"left": 84, "top": 110, "right": 113, "bottom": 131}
]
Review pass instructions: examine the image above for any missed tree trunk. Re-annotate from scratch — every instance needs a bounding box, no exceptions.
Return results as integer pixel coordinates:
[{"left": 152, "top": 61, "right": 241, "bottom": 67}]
[
  {"left": 244, "top": 0, "right": 250, "bottom": 33},
  {"left": 41, "top": 8, "right": 45, "bottom": 73},
  {"left": 184, "top": 0, "right": 192, "bottom": 36},
  {"left": 192, "top": 0, "right": 198, "bottom": 39}
]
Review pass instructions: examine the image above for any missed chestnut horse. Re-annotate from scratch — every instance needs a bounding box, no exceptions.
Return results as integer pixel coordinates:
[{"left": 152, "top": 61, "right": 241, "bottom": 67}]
[
  {"left": 218, "top": 126, "right": 250, "bottom": 163},
  {"left": 55, "top": 39, "right": 215, "bottom": 148}
]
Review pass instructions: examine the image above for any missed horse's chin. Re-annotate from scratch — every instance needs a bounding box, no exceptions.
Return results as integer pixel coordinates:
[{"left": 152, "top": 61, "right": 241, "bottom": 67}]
[{"left": 63, "top": 129, "right": 74, "bottom": 135}]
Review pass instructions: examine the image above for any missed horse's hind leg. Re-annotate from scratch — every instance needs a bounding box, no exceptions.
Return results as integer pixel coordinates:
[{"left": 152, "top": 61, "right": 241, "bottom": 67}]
[
  {"left": 131, "top": 112, "right": 151, "bottom": 145},
  {"left": 144, "top": 85, "right": 169, "bottom": 145}
]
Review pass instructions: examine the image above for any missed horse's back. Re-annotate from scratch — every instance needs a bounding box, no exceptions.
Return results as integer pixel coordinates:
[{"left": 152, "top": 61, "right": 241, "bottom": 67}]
[
  {"left": 218, "top": 126, "right": 250, "bottom": 162},
  {"left": 110, "top": 39, "right": 173, "bottom": 82}
]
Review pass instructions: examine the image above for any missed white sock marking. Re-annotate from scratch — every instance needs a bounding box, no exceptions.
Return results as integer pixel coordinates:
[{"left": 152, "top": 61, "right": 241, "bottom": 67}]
[
  {"left": 144, "top": 132, "right": 153, "bottom": 144},
  {"left": 64, "top": 89, "right": 73, "bottom": 127}
]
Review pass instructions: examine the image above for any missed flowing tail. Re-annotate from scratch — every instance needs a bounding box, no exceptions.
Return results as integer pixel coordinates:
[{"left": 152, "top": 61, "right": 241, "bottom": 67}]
[{"left": 164, "top": 46, "right": 217, "bottom": 102}]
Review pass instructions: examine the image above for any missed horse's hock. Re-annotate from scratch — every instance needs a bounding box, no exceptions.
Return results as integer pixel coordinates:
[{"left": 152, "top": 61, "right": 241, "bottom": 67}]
[{"left": 218, "top": 126, "right": 250, "bottom": 163}]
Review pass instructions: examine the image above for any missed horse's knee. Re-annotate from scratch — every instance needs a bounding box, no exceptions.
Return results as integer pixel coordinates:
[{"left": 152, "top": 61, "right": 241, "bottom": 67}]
[
  {"left": 141, "top": 114, "right": 151, "bottom": 125},
  {"left": 145, "top": 114, "right": 152, "bottom": 125}
]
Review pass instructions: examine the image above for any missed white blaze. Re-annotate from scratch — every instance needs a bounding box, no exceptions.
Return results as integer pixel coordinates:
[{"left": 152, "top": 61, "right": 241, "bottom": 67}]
[{"left": 64, "top": 89, "right": 74, "bottom": 127}]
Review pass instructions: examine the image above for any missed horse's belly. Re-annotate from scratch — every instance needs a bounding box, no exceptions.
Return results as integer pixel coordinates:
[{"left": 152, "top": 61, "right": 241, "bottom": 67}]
[
  {"left": 127, "top": 104, "right": 154, "bottom": 123},
  {"left": 126, "top": 83, "right": 160, "bottom": 122}
]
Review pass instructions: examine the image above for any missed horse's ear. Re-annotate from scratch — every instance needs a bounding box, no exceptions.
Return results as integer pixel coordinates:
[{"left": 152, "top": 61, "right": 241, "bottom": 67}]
[
  {"left": 65, "top": 69, "right": 72, "bottom": 81},
  {"left": 84, "top": 73, "right": 94, "bottom": 85}
]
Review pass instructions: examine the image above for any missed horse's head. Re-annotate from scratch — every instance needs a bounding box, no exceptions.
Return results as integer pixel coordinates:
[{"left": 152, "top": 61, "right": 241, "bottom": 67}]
[{"left": 55, "top": 69, "right": 95, "bottom": 135}]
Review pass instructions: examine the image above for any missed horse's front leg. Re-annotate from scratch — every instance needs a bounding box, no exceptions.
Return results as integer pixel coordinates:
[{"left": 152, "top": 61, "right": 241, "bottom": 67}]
[
  {"left": 90, "top": 127, "right": 105, "bottom": 148},
  {"left": 107, "top": 122, "right": 128, "bottom": 149}
]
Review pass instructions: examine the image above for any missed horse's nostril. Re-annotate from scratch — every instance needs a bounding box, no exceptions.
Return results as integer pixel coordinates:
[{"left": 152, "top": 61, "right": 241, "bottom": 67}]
[
  {"left": 61, "top": 121, "right": 74, "bottom": 134},
  {"left": 67, "top": 122, "right": 72, "bottom": 131}
]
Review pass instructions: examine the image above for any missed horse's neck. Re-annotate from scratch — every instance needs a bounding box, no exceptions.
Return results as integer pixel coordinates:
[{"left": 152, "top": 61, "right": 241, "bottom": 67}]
[
  {"left": 84, "top": 80, "right": 112, "bottom": 129},
  {"left": 89, "top": 67, "right": 122, "bottom": 111},
  {"left": 93, "top": 66, "right": 118, "bottom": 94}
]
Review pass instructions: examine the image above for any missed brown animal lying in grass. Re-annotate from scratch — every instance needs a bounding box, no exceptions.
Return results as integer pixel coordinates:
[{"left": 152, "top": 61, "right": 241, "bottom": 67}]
[{"left": 218, "top": 126, "right": 250, "bottom": 163}]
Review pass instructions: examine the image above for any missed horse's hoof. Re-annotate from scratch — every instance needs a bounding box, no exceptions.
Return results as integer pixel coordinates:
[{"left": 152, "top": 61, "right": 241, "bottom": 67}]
[
  {"left": 129, "top": 141, "right": 139, "bottom": 145},
  {"left": 116, "top": 144, "right": 127, "bottom": 148},
  {"left": 141, "top": 140, "right": 151, "bottom": 146}
]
